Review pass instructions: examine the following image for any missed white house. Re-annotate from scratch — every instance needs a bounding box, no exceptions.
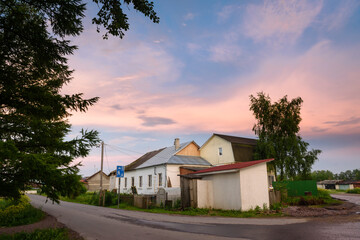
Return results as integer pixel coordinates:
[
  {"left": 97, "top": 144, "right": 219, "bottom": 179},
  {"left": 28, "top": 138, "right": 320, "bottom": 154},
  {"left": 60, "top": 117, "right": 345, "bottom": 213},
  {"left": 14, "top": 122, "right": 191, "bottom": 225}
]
[
  {"left": 191, "top": 159, "right": 274, "bottom": 211},
  {"left": 200, "top": 133, "right": 276, "bottom": 186},
  {"left": 111, "top": 138, "right": 211, "bottom": 195},
  {"left": 200, "top": 133, "right": 257, "bottom": 166}
]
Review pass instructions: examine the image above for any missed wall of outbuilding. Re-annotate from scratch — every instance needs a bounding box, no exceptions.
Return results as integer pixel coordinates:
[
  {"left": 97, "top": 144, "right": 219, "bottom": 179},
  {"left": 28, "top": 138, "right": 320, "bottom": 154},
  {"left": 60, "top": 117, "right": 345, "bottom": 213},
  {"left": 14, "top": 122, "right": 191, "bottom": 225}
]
[{"left": 239, "top": 163, "right": 269, "bottom": 210}]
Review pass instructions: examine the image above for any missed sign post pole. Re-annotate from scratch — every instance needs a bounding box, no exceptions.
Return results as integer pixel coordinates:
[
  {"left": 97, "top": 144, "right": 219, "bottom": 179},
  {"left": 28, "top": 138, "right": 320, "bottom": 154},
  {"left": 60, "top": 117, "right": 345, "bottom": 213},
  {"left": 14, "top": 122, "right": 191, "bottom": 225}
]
[
  {"left": 116, "top": 166, "right": 125, "bottom": 208},
  {"left": 117, "top": 177, "right": 121, "bottom": 208}
]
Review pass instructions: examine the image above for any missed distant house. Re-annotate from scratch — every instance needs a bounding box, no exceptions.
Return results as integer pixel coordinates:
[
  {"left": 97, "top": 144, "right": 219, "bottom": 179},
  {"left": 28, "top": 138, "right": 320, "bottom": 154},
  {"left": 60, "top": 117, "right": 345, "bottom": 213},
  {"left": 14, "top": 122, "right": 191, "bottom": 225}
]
[
  {"left": 317, "top": 180, "right": 341, "bottom": 190},
  {"left": 83, "top": 171, "right": 110, "bottom": 191},
  {"left": 115, "top": 138, "right": 211, "bottom": 196},
  {"left": 337, "top": 180, "right": 360, "bottom": 190},
  {"left": 181, "top": 159, "right": 274, "bottom": 211}
]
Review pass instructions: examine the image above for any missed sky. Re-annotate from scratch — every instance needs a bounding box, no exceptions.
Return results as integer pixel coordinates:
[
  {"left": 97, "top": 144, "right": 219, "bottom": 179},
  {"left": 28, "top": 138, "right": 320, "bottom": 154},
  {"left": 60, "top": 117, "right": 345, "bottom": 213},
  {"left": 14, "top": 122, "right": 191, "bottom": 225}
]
[{"left": 61, "top": 0, "right": 360, "bottom": 177}]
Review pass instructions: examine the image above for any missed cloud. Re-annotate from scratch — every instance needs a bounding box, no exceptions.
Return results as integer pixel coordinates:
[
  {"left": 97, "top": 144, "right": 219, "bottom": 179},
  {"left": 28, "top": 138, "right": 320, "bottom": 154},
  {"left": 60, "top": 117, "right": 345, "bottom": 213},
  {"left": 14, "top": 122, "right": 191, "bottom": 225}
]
[
  {"left": 110, "top": 104, "right": 123, "bottom": 110},
  {"left": 217, "top": 5, "right": 237, "bottom": 22},
  {"left": 209, "top": 43, "right": 242, "bottom": 62},
  {"left": 243, "top": 0, "right": 323, "bottom": 44},
  {"left": 138, "top": 115, "right": 176, "bottom": 127},
  {"left": 184, "top": 12, "right": 195, "bottom": 21},
  {"left": 324, "top": 117, "right": 360, "bottom": 127},
  {"left": 322, "top": 0, "right": 360, "bottom": 31}
]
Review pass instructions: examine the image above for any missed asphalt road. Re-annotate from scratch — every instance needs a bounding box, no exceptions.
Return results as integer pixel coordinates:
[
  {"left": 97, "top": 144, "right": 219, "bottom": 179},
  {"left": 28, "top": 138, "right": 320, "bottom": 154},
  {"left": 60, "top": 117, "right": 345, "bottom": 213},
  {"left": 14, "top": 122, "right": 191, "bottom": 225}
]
[
  {"left": 331, "top": 193, "right": 360, "bottom": 205},
  {"left": 29, "top": 194, "right": 360, "bottom": 240}
]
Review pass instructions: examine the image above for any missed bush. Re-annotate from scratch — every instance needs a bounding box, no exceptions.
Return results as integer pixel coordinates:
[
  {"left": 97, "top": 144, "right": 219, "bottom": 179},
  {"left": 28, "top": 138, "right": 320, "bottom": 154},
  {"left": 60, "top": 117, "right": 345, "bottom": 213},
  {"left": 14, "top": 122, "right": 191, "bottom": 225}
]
[
  {"left": 0, "top": 228, "right": 70, "bottom": 240},
  {"left": 346, "top": 188, "right": 360, "bottom": 194},
  {"left": 0, "top": 196, "right": 44, "bottom": 227}
]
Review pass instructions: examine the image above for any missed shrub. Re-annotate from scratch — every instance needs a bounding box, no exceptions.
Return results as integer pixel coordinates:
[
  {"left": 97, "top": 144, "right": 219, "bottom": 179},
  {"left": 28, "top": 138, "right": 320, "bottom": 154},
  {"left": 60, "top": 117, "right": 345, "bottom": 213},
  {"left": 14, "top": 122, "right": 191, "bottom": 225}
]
[
  {"left": 270, "top": 202, "right": 282, "bottom": 211},
  {"left": 174, "top": 199, "right": 181, "bottom": 209},
  {"left": 0, "top": 195, "right": 44, "bottom": 227},
  {"left": 0, "top": 228, "right": 69, "bottom": 240},
  {"left": 346, "top": 188, "right": 360, "bottom": 194}
]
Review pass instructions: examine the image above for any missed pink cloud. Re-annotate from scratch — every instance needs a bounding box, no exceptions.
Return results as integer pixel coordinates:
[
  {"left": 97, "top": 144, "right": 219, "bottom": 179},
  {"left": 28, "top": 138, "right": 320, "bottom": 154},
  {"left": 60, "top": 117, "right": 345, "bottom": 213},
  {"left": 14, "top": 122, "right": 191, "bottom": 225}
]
[{"left": 244, "top": 0, "right": 323, "bottom": 44}]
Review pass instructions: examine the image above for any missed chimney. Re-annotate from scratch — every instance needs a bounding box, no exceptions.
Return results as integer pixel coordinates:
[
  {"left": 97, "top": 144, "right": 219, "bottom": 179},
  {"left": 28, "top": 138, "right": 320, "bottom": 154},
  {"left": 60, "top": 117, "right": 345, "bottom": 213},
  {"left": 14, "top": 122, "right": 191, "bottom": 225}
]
[{"left": 174, "top": 138, "right": 180, "bottom": 150}]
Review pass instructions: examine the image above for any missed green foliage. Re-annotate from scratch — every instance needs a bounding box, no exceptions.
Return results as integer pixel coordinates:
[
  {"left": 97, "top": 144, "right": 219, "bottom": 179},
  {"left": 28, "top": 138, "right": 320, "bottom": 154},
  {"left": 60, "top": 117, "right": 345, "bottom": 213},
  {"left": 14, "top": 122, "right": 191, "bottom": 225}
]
[
  {"left": 0, "top": 228, "right": 70, "bottom": 240},
  {"left": 311, "top": 170, "right": 335, "bottom": 181},
  {"left": 335, "top": 169, "right": 360, "bottom": 180},
  {"left": 346, "top": 188, "right": 360, "bottom": 194},
  {"left": 270, "top": 203, "right": 282, "bottom": 211},
  {"left": 249, "top": 92, "right": 321, "bottom": 180},
  {"left": 174, "top": 199, "right": 181, "bottom": 209},
  {"left": 284, "top": 189, "right": 340, "bottom": 206},
  {"left": 0, "top": 0, "right": 158, "bottom": 202},
  {"left": 0, "top": 196, "right": 44, "bottom": 227}
]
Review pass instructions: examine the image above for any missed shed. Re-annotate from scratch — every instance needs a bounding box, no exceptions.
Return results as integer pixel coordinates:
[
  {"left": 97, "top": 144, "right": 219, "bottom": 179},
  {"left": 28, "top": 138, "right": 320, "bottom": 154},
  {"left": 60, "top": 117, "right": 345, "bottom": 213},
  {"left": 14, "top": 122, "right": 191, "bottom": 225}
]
[{"left": 181, "top": 159, "right": 274, "bottom": 211}]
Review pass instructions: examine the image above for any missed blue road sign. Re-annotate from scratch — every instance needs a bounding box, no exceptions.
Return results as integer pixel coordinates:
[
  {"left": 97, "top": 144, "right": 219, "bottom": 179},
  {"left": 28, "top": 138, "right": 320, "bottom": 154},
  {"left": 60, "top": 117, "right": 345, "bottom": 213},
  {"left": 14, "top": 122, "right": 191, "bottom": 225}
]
[{"left": 116, "top": 166, "right": 125, "bottom": 178}]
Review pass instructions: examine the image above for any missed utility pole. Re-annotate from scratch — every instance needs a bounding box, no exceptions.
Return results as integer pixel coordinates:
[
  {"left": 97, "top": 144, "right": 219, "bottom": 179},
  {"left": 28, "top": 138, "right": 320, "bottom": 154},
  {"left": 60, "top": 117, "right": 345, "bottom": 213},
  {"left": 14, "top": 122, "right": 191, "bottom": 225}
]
[{"left": 99, "top": 141, "right": 104, "bottom": 206}]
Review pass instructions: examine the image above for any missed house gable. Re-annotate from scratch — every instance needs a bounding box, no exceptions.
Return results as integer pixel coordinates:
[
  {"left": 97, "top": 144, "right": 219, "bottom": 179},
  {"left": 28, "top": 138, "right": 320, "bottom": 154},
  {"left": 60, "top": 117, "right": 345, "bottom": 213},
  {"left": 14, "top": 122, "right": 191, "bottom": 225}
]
[
  {"left": 200, "top": 133, "right": 257, "bottom": 165},
  {"left": 175, "top": 141, "right": 200, "bottom": 156},
  {"left": 200, "top": 135, "right": 234, "bottom": 165}
]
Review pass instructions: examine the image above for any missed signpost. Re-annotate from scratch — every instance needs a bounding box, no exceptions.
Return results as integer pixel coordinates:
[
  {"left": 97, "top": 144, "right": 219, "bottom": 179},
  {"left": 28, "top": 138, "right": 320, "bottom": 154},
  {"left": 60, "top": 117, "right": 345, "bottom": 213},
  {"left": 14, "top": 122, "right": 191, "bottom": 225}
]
[{"left": 116, "top": 166, "right": 125, "bottom": 208}]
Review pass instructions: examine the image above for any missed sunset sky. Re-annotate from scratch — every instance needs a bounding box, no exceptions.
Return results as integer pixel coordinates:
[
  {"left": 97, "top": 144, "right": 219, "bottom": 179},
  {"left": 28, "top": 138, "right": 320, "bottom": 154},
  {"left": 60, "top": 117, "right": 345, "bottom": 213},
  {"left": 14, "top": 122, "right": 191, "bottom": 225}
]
[{"left": 62, "top": 0, "right": 360, "bottom": 177}]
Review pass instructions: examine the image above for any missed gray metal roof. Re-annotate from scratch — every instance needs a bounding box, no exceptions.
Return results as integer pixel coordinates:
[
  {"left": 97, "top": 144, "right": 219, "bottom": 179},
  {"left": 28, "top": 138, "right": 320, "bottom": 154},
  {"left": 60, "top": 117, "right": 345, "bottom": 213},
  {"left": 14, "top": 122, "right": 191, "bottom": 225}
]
[
  {"left": 168, "top": 155, "right": 211, "bottom": 165},
  {"left": 135, "top": 141, "right": 211, "bottom": 169}
]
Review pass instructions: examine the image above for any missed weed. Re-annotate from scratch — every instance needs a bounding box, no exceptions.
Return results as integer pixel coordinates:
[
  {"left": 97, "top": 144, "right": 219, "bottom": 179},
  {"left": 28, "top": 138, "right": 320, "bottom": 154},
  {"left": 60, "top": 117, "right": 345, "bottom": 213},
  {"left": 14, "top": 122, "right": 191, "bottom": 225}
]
[{"left": 0, "top": 228, "right": 70, "bottom": 240}]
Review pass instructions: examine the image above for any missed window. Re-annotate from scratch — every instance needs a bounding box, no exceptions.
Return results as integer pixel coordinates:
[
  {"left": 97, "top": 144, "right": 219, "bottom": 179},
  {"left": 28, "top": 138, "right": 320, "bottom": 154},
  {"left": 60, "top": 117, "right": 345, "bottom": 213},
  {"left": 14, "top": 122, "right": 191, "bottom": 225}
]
[
  {"left": 131, "top": 177, "right": 134, "bottom": 187},
  {"left": 218, "top": 147, "right": 223, "bottom": 156},
  {"left": 139, "top": 176, "right": 143, "bottom": 188},
  {"left": 124, "top": 177, "right": 127, "bottom": 188},
  {"left": 148, "top": 175, "right": 152, "bottom": 187},
  {"left": 158, "top": 173, "right": 162, "bottom": 186}
]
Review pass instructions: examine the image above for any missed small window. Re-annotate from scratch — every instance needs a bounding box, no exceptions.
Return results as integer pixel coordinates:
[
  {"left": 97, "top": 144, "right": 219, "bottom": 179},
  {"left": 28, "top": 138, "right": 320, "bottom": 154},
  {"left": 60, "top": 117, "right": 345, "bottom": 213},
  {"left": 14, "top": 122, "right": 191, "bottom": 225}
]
[
  {"left": 139, "top": 176, "right": 143, "bottom": 188},
  {"left": 124, "top": 177, "right": 127, "bottom": 188},
  {"left": 158, "top": 173, "right": 162, "bottom": 186},
  {"left": 131, "top": 177, "right": 134, "bottom": 187},
  {"left": 218, "top": 147, "right": 223, "bottom": 156},
  {"left": 148, "top": 175, "right": 152, "bottom": 187}
]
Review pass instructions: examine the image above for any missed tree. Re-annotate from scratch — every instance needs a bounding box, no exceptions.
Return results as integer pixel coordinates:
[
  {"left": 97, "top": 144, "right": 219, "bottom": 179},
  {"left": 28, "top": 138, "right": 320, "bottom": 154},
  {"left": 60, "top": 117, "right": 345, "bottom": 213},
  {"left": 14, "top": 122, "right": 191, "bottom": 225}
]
[
  {"left": 249, "top": 92, "right": 321, "bottom": 180},
  {"left": 0, "top": 0, "right": 159, "bottom": 202},
  {"left": 311, "top": 170, "right": 334, "bottom": 181}
]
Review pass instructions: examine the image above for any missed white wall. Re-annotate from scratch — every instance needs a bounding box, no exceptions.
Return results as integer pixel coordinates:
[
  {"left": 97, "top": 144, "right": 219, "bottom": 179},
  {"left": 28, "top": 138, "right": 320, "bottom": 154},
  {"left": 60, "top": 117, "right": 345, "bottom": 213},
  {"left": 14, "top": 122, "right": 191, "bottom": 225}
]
[
  {"left": 109, "top": 175, "right": 116, "bottom": 191},
  {"left": 202, "top": 171, "right": 241, "bottom": 210},
  {"left": 200, "top": 135, "right": 234, "bottom": 165},
  {"left": 197, "top": 180, "right": 213, "bottom": 208},
  {"left": 117, "top": 164, "right": 201, "bottom": 195},
  {"left": 239, "top": 163, "right": 269, "bottom": 211},
  {"left": 117, "top": 165, "right": 166, "bottom": 194}
]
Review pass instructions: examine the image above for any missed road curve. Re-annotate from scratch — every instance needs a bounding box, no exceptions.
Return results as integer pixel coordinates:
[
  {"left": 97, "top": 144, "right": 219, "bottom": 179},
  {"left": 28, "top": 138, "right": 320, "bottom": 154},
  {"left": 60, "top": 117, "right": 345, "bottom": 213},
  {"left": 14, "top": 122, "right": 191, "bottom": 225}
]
[{"left": 29, "top": 194, "right": 360, "bottom": 240}]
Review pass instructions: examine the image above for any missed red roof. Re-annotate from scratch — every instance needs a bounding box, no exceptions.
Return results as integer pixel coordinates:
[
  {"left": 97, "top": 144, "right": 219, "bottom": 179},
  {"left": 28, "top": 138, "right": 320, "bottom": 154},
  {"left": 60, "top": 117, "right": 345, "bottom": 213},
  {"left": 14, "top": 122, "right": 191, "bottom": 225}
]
[{"left": 192, "top": 159, "right": 274, "bottom": 175}]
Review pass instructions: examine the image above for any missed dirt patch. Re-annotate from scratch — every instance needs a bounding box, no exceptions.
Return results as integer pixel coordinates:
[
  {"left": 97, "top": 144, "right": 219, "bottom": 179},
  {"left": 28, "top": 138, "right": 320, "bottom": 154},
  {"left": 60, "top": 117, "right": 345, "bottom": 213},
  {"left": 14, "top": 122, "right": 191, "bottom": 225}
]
[
  {"left": 0, "top": 214, "right": 83, "bottom": 239},
  {"left": 283, "top": 201, "right": 360, "bottom": 218}
]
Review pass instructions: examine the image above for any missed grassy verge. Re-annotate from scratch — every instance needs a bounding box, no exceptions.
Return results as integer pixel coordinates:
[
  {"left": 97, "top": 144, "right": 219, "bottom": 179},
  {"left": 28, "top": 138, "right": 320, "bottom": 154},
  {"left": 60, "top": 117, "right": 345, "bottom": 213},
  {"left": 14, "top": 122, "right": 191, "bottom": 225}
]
[
  {"left": 346, "top": 188, "right": 360, "bottom": 194},
  {"left": 0, "top": 228, "right": 71, "bottom": 240},
  {"left": 57, "top": 192, "right": 282, "bottom": 218},
  {"left": 324, "top": 189, "right": 347, "bottom": 194},
  {"left": 0, "top": 196, "right": 44, "bottom": 227},
  {"left": 284, "top": 189, "right": 342, "bottom": 207}
]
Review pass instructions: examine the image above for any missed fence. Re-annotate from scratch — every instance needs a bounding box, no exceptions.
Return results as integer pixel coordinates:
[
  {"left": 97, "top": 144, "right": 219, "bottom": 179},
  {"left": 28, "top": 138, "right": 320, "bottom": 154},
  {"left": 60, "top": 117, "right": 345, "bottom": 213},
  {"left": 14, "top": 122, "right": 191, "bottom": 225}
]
[{"left": 273, "top": 180, "right": 318, "bottom": 197}]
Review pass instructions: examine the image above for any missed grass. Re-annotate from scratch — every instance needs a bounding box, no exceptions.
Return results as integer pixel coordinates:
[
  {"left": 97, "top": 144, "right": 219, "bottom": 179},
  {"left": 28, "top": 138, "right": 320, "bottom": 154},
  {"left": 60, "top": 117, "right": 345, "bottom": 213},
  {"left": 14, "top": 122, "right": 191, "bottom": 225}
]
[
  {"left": 0, "top": 196, "right": 44, "bottom": 227},
  {"left": 0, "top": 228, "right": 71, "bottom": 240},
  {"left": 346, "top": 188, "right": 360, "bottom": 194},
  {"left": 60, "top": 192, "right": 282, "bottom": 218},
  {"left": 284, "top": 189, "right": 342, "bottom": 207},
  {"left": 323, "top": 189, "right": 347, "bottom": 194},
  {"left": 108, "top": 204, "right": 283, "bottom": 218}
]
